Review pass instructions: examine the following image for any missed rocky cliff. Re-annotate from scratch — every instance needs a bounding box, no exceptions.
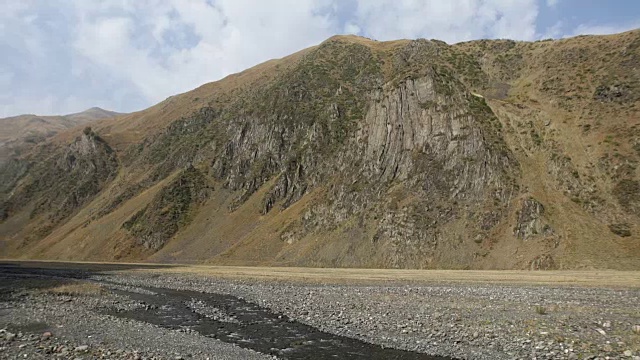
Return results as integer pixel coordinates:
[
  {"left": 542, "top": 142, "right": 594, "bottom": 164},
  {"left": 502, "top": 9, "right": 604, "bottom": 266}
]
[
  {"left": 0, "top": 107, "right": 120, "bottom": 165},
  {"left": 1, "top": 128, "right": 118, "bottom": 245},
  {"left": 1, "top": 31, "right": 639, "bottom": 269}
]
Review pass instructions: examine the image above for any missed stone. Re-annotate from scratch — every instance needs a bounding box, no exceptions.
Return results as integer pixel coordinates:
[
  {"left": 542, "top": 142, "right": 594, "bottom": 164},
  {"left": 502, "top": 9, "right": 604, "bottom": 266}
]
[
  {"left": 41, "top": 331, "right": 52, "bottom": 340},
  {"left": 75, "top": 345, "right": 89, "bottom": 352},
  {"left": 609, "top": 223, "right": 632, "bottom": 237},
  {"left": 594, "top": 83, "right": 628, "bottom": 102},
  {"left": 514, "top": 197, "right": 554, "bottom": 241}
]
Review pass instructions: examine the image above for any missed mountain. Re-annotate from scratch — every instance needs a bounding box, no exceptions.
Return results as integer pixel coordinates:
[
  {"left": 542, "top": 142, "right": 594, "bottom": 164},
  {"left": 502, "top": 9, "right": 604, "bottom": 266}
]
[
  {"left": 1, "top": 31, "right": 639, "bottom": 269},
  {"left": 0, "top": 107, "right": 121, "bottom": 164}
]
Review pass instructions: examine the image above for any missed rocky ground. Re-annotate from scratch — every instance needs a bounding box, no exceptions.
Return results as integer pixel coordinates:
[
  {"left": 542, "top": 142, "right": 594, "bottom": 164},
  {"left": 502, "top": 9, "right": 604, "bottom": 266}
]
[
  {"left": 1, "top": 265, "right": 639, "bottom": 359},
  {"left": 0, "top": 275, "right": 270, "bottom": 360}
]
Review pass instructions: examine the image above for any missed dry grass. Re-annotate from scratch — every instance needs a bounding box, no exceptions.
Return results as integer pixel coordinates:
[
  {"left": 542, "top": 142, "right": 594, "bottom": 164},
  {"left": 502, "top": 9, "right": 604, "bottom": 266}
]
[
  {"left": 3, "top": 31, "right": 640, "bottom": 271},
  {"left": 4, "top": 260, "right": 639, "bottom": 288},
  {"left": 120, "top": 265, "right": 640, "bottom": 288},
  {"left": 4, "top": 260, "right": 640, "bottom": 288},
  {"left": 45, "top": 282, "right": 104, "bottom": 296}
]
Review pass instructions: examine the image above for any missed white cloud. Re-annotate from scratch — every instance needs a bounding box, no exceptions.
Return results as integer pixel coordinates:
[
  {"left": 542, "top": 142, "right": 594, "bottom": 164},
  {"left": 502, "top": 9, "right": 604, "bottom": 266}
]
[
  {"left": 348, "top": 0, "right": 539, "bottom": 43},
  {"left": 540, "top": 18, "right": 638, "bottom": 40},
  {"left": 541, "top": 21, "right": 564, "bottom": 39},
  {"left": 71, "top": 0, "right": 337, "bottom": 106},
  {"left": 571, "top": 22, "right": 640, "bottom": 37},
  {"left": 1, "top": 0, "right": 550, "bottom": 117},
  {"left": 69, "top": 0, "right": 541, "bottom": 110},
  {"left": 0, "top": 71, "right": 13, "bottom": 89},
  {"left": 546, "top": 0, "right": 558, "bottom": 8},
  {"left": 1, "top": 94, "right": 93, "bottom": 118},
  {"left": 344, "top": 22, "right": 361, "bottom": 35}
]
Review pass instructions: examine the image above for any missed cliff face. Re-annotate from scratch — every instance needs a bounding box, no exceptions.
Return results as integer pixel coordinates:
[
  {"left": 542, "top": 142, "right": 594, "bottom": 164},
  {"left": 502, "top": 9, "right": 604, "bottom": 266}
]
[
  {"left": 1, "top": 32, "right": 639, "bottom": 269},
  {"left": 0, "top": 107, "right": 120, "bottom": 223},
  {"left": 0, "top": 107, "right": 120, "bottom": 165},
  {"left": 0, "top": 129, "right": 118, "bottom": 245}
]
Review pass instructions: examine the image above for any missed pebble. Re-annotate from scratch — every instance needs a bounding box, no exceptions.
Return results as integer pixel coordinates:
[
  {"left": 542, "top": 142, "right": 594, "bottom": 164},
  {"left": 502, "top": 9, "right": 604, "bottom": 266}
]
[
  {"left": 75, "top": 345, "right": 89, "bottom": 352},
  {"left": 3, "top": 269, "right": 640, "bottom": 360}
]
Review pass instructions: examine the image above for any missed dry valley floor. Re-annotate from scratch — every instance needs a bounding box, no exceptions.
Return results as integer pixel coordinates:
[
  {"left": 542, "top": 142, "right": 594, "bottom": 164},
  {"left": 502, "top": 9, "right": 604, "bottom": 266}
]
[{"left": 1, "top": 261, "right": 639, "bottom": 359}]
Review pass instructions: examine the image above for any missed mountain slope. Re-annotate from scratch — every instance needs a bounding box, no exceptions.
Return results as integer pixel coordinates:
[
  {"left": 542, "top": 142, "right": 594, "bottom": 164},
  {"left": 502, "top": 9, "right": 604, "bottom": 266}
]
[
  {"left": 0, "top": 107, "right": 120, "bottom": 164},
  {"left": 1, "top": 31, "right": 639, "bottom": 269}
]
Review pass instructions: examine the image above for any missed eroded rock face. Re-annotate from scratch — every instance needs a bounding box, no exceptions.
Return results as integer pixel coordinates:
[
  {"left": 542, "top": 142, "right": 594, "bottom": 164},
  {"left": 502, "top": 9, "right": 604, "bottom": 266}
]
[
  {"left": 80, "top": 39, "right": 520, "bottom": 267},
  {"left": 0, "top": 158, "right": 29, "bottom": 194},
  {"left": 613, "top": 179, "right": 640, "bottom": 216},
  {"left": 514, "top": 197, "right": 554, "bottom": 240},
  {"left": 609, "top": 223, "right": 632, "bottom": 237},
  {"left": 594, "top": 83, "right": 638, "bottom": 103},
  {"left": 1, "top": 129, "right": 118, "bottom": 239},
  {"left": 308, "top": 74, "right": 517, "bottom": 267},
  {"left": 357, "top": 75, "right": 513, "bottom": 197},
  {"left": 242, "top": 68, "right": 517, "bottom": 267}
]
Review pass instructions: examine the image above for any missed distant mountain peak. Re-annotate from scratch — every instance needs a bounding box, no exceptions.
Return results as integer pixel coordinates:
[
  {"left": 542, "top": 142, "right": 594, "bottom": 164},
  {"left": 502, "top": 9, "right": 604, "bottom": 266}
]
[
  {"left": 66, "top": 107, "right": 121, "bottom": 119},
  {"left": 0, "top": 107, "right": 123, "bottom": 165}
]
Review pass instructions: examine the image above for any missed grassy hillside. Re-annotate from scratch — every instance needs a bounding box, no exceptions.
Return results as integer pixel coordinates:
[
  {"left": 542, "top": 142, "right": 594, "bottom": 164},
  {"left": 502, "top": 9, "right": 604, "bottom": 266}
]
[
  {"left": 1, "top": 31, "right": 639, "bottom": 269},
  {"left": 0, "top": 107, "right": 120, "bottom": 163}
]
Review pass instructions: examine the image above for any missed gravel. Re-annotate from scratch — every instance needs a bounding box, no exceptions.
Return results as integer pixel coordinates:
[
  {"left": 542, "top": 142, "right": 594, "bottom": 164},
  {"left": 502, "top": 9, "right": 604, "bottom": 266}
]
[
  {"left": 96, "top": 273, "right": 640, "bottom": 360},
  {"left": 0, "top": 281, "right": 271, "bottom": 359},
  {"left": 2, "top": 268, "right": 639, "bottom": 360}
]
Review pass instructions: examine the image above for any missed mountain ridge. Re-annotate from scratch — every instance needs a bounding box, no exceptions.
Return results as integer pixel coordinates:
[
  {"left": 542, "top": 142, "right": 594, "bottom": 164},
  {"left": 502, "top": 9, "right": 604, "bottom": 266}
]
[
  {"left": 0, "top": 107, "right": 121, "bottom": 163},
  {"left": 1, "top": 30, "right": 639, "bottom": 269}
]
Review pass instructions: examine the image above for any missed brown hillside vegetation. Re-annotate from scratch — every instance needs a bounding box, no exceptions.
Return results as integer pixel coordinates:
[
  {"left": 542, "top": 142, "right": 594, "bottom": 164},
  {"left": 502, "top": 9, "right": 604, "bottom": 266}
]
[
  {"left": 1, "top": 30, "right": 639, "bottom": 270},
  {"left": 0, "top": 107, "right": 120, "bottom": 164}
]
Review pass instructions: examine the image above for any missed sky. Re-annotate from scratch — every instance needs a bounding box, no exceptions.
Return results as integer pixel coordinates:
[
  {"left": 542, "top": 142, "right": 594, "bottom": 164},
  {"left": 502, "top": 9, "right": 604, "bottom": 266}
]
[{"left": 0, "top": 0, "right": 638, "bottom": 118}]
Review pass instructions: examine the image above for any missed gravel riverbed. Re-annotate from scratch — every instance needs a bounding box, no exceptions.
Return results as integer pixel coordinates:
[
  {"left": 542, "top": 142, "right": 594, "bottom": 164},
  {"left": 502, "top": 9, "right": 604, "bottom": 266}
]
[
  {"left": 0, "top": 285, "right": 270, "bottom": 360},
  {"left": 1, "top": 266, "right": 639, "bottom": 359}
]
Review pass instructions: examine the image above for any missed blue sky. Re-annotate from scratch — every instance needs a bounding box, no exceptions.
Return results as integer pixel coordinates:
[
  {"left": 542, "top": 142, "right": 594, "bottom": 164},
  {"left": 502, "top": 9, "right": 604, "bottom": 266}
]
[{"left": 0, "top": 0, "right": 638, "bottom": 118}]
